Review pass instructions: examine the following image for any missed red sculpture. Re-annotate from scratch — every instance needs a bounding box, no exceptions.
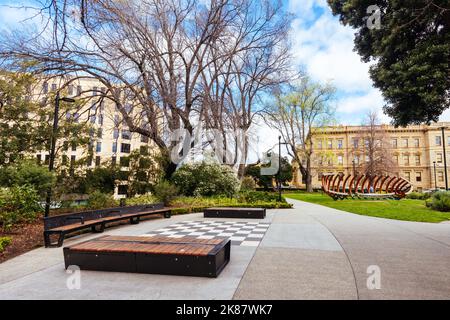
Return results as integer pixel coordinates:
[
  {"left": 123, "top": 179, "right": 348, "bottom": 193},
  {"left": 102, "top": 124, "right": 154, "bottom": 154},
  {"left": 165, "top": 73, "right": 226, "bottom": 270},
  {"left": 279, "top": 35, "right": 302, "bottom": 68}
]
[{"left": 321, "top": 174, "right": 413, "bottom": 200}]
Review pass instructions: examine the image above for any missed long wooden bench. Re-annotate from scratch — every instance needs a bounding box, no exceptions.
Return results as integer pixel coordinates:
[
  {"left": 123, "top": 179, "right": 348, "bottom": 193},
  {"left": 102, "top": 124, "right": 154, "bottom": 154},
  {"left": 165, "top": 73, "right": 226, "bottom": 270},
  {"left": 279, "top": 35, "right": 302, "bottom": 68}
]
[
  {"left": 64, "top": 235, "right": 231, "bottom": 278},
  {"left": 44, "top": 203, "right": 171, "bottom": 248}
]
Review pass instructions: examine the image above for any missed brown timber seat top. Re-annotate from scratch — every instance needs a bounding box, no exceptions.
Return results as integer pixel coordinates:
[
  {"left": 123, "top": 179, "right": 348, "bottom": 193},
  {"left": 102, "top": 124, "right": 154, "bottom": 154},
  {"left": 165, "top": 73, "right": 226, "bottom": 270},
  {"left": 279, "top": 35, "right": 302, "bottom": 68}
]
[
  {"left": 48, "top": 209, "right": 170, "bottom": 232},
  {"left": 68, "top": 235, "right": 226, "bottom": 256}
]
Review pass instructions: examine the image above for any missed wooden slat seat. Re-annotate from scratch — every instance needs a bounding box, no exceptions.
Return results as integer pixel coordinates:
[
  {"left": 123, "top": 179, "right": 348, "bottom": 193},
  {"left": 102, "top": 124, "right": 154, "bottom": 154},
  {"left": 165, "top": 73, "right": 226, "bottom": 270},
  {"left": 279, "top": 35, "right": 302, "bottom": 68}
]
[{"left": 44, "top": 204, "right": 171, "bottom": 248}]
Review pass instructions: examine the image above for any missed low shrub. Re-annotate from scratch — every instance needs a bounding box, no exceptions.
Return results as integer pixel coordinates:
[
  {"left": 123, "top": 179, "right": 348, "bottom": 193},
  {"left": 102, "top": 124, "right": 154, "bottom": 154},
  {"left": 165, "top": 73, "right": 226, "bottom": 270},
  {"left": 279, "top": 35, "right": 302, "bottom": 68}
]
[
  {"left": 240, "top": 176, "right": 256, "bottom": 192},
  {"left": 0, "top": 185, "right": 42, "bottom": 230},
  {"left": 426, "top": 191, "right": 450, "bottom": 212},
  {"left": 153, "top": 180, "right": 179, "bottom": 206},
  {"left": 407, "top": 192, "right": 432, "bottom": 200},
  {"left": 172, "top": 163, "right": 240, "bottom": 197},
  {"left": 86, "top": 191, "right": 118, "bottom": 209},
  {"left": 125, "top": 194, "right": 159, "bottom": 206},
  {"left": 0, "top": 237, "right": 12, "bottom": 252},
  {"left": 237, "top": 191, "right": 288, "bottom": 204}
]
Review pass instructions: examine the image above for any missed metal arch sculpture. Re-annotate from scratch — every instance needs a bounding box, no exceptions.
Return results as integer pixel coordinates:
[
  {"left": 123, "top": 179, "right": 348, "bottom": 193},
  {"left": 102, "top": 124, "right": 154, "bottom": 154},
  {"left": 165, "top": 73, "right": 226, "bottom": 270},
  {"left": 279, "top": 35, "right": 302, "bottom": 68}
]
[{"left": 321, "top": 174, "right": 413, "bottom": 200}]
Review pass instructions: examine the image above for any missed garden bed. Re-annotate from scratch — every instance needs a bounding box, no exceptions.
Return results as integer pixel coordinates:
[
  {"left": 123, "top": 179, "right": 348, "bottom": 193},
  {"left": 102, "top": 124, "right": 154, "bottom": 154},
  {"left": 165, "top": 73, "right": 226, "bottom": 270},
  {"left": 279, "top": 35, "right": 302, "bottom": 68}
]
[{"left": 0, "top": 219, "right": 44, "bottom": 263}]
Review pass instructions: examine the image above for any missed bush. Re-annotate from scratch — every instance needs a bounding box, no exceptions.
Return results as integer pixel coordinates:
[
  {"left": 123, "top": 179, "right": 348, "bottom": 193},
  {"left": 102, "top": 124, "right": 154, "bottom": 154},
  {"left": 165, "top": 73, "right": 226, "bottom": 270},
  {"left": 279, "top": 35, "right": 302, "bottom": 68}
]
[
  {"left": 125, "top": 194, "right": 159, "bottom": 206},
  {"left": 86, "top": 191, "right": 118, "bottom": 209},
  {"left": 0, "top": 160, "right": 55, "bottom": 196},
  {"left": 240, "top": 176, "right": 256, "bottom": 192},
  {"left": 0, "top": 237, "right": 12, "bottom": 252},
  {"left": 0, "top": 185, "right": 42, "bottom": 230},
  {"left": 153, "top": 180, "right": 179, "bottom": 206},
  {"left": 426, "top": 191, "right": 450, "bottom": 212},
  {"left": 172, "top": 163, "right": 240, "bottom": 197},
  {"left": 237, "top": 191, "right": 287, "bottom": 204},
  {"left": 407, "top": 192, "right": 432, "bottom": 200}
]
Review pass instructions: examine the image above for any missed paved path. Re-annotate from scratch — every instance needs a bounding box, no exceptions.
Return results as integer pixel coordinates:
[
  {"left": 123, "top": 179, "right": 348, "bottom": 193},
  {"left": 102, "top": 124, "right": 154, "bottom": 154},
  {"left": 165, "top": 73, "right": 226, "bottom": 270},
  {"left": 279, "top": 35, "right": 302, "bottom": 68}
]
[{"left": 1, "top": 199, "right": 449, "bottom": 299}]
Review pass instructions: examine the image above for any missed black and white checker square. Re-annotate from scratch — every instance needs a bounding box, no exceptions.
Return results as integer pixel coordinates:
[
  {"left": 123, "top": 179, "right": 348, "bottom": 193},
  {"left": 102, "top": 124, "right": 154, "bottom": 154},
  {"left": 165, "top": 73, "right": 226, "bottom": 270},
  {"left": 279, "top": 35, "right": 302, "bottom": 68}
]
[{"left": 145, "top": 221, "right": 270, "bottom": 247}]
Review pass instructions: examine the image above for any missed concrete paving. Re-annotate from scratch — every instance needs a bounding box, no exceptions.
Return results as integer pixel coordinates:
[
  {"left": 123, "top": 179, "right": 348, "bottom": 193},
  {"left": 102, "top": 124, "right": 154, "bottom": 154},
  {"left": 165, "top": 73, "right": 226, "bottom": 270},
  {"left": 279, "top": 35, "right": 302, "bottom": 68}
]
[{"left": 1, "top": 199, "right": 449, "bottom": 300}]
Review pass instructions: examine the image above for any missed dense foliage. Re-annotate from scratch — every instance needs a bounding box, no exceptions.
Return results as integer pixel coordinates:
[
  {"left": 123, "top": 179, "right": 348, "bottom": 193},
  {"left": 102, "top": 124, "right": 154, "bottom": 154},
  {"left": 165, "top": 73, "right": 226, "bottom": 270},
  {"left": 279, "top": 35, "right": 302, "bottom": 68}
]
[
  {"left": 86, "top": 191, "right": 118, "bottom": 210},
  {"left": 0, "top": 159, "right": 55, "bottom": 196},
  {"left": 0, "top": 237, "right": 12, "bottom": 252},
  {"left": 328, "top": 0, "right": 450, "bottom": 126},
  {"left": 245, "top": 157, "right": 293, "bottom": 190},
  {"left": 172, "top": 163, "right": 240, "bottom": 197},
  {"left": 152, "top": 180, "right": 179, "bottom": 206},
  {"left": 426, "top": 191, "right": 450, "bottom": 212},
  {"left": 0, "top": 186, "right": 42, "bottom": 230}
]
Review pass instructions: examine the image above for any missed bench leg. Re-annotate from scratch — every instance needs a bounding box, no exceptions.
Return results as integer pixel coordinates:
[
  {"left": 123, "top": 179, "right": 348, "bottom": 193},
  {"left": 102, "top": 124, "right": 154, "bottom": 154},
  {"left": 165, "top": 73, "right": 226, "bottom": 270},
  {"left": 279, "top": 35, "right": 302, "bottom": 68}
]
[
  {"left": 91, "top": 223, "right": 105, "bottom": 233},
  {"left": 130, "top": 217, "right": 140, "bottom": 225},
  {"left": 44, "top": 232, "right": 65, "bottom": 248},
  {"left": 164, "top": 211, "right": 171, "bottom": 219}
]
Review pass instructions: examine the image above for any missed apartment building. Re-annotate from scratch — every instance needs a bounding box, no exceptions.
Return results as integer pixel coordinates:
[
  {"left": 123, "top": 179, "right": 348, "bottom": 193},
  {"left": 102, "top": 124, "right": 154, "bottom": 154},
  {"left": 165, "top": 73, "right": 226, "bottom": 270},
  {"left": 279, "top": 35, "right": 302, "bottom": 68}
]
[
  {"left": 33, "top": 78, "right": 159, "bottom": 197},
  {"left": 292, "top": 122, "right": 450, "bottom": 191}
]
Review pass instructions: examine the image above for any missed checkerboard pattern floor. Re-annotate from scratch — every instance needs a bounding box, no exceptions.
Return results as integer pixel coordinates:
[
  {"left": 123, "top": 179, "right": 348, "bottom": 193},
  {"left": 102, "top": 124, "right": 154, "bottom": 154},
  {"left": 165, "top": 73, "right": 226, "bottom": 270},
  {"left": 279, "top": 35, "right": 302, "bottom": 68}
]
[{"left": 145, "top": 221, "right": 271, "bottom": 247}]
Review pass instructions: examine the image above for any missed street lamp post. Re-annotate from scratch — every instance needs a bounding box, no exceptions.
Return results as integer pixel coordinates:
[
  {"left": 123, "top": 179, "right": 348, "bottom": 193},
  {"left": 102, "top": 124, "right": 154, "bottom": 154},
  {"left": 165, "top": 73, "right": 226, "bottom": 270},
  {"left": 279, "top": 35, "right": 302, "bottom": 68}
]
[
  {"left": 277, "top": 136, "right": 290, "bottom": 202},
  {"left": 44, "top": 92, "right": 76, "bottom": 218},
  {"left": 441, "top": 127, "right": 448, "bottom": 190},
  {"left": 433, "top": 161, "right": 437, "bottom": 191}
]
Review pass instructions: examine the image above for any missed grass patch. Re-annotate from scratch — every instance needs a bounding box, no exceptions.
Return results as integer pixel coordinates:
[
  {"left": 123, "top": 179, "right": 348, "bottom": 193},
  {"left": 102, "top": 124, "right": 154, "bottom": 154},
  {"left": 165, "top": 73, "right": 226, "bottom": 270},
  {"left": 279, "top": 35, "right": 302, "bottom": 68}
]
[{"left": 284, "top": 193, "right": 450, "bottom": 223}]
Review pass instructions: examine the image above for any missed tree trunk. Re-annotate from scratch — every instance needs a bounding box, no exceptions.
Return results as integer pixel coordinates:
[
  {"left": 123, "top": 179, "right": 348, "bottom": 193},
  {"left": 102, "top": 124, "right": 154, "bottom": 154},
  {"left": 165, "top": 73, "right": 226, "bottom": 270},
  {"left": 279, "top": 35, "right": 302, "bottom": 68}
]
[{"left": 306, "top": 157, "right": 313, "bottom": 193}]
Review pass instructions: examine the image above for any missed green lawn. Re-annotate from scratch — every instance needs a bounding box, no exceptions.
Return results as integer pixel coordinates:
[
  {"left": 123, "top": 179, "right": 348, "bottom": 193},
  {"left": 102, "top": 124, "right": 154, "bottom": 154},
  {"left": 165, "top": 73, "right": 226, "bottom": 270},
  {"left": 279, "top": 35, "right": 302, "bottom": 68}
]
[{"left": 284, "top": 193, "right": 450, "bottom": 223}]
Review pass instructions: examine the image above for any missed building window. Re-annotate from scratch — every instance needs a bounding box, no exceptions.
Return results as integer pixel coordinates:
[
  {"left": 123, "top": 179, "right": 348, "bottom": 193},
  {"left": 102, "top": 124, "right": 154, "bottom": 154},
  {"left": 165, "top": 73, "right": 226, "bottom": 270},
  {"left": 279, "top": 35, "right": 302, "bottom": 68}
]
[
  {"left": 337, "top": 155, "right": 343, "bottom": 165},
  {"left": 36, "top": 154, "right": 42, "bottom": 164},
  {"left": 97, "top": 128, "right": 103, "bottom": 139},
  {"left": 403, "top": 138, "right": 409, "bottom": 148},
  {"left": 51, "top": 83, "right": 57, "bottom": 91},
  {"left": 405, "top": 172, "right": 411, "bottom": 181},
  {"left": 437, "top": 153, "right": 443, "bottom": 163},
  {"left": 42, "top": 82, "right": 48, "bottom": 94},
  {"left": 438, "top": 171, "right": 444, "bottom": 182},
  {"left": 122, "top": 130, "right": 131, "bottom": 140},
  {"left": 317, "top": 140, "right": 323, "bottom": 149},
  {"left": 393, "top": 155, "right": 399, "bottom": 164},
  {"left": 77, "top": 85, "right": 82, "bottom": 95},
  {"left": 337, "top": 139, "right": 343, "bottom": 149},
  {"left": 140, "top": 146, "right": 149, "bottom": 156},
  {"left": 113, "top": 128, "right": 119, "bottom": 139},
  {"left": 71, "top": 142, "right": 77, "bottom": 151},
  {"left": 120, "top": 157, "right": 130, "bottom": 167},
  {"left": 95, "top": 156, "right": 101, "bottom": 167},
  {"left": 112, "top": 142, "right": 118, "bottom": 153},
  {"left": 98, "top": 114, "right": 104, "bottom": 126},
  {"left": 436, "top": 136, "right": 442, "bottom": 146},
  {"left": 416, "top": 172, "right": 422, "bottom": 182},
  {"left": 353, "top": 138, "right": 359, "bottom": 149},
  {"left": 68, "top": 85, "right": 74, "bottom": 96},
  {"left": 415, "top": 155, "right": 421, "bottom": 165},
  {"left": 70, "top": 155, "right": 76, "bottom": 166},
  {"left": 328, "top": 139, "right": 333, "bottom": 149},
  {"left": 141, "top": 135, "right": 149, "bottom": 143},
  {"left": 121, "top": 143, "right": 131, "bottom": 154},
  {"left": 391, "top": 139, "right": 397, "bottom": 148},
  {"left": 90, "top": 115, "right": 96, "bottom": 124},
  {"left": 96, "top": 142, "right": 102, "bottom": 153},
  {"left": 114, "top": 114, "right": 121, "bottom": 126},
  {"left": 403, "top": 155, "right": 409, "bottom": 166},
  {"left": 112, "top": 156, "right": 117, "bottom": 166},
  {"left": 414, "top": 138, "right": 420, "bottom": 148},
  {"left": 354, "top": 155, "right": 360, "bottom": 165}
]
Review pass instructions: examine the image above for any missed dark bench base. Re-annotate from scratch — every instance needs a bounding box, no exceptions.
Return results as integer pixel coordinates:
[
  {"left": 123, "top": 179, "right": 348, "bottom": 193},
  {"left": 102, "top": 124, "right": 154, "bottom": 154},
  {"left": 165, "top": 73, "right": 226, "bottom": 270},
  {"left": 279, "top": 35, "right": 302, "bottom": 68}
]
[
  {"left": 63, "top": 237, "right": 231, "bottom": 278},
  {"left": 204, "top": 207, "right": 266, "bottom": 219}
]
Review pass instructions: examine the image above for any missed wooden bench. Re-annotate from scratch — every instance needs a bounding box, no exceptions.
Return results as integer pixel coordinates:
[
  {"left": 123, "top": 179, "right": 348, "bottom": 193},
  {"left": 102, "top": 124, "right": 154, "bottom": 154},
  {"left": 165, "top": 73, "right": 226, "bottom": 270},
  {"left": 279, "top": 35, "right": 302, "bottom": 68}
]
[
  {"left": 63, "top": 235, "right": 230, "bottom": 278},
  {"left": 204, "top": 207, "right": 266, "bottom": 219},
  {"left": 44, "top": 204, "right": 171, "bottom": 248}
]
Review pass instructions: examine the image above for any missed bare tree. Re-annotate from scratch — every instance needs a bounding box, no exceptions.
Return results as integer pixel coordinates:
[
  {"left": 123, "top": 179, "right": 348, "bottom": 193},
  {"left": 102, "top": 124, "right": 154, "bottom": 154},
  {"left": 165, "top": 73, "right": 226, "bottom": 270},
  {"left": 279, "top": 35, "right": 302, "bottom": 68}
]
[
  {"left": 265, "top": 77, "right": 336, "bottom": 192},
  {"left": 355, "top": 111, "right": 397, "bottom": 186},
  {"left": 0, "top": 0, "right": 292, "bottom": 178}
]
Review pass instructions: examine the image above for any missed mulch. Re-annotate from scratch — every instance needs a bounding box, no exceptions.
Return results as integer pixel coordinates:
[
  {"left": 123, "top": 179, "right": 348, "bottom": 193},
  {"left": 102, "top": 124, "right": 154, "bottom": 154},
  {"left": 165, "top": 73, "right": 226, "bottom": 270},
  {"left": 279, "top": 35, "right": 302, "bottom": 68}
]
[{"left": 0, "top": 219, "right": 44, "bottom": 264}]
